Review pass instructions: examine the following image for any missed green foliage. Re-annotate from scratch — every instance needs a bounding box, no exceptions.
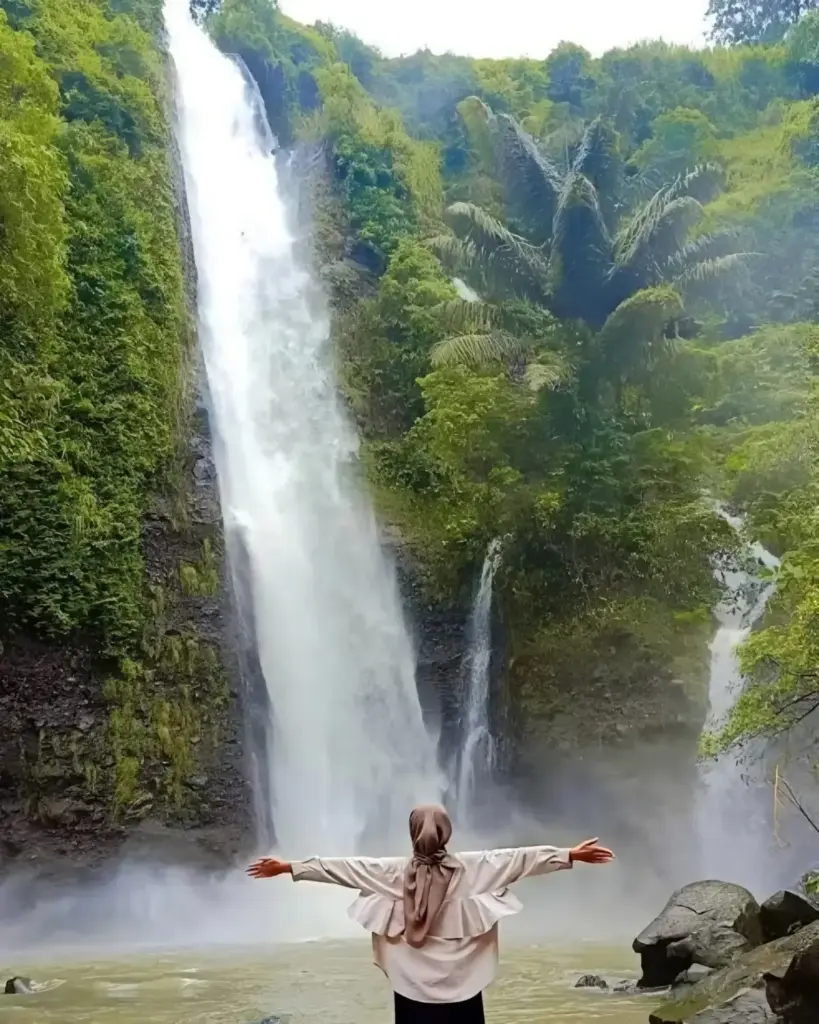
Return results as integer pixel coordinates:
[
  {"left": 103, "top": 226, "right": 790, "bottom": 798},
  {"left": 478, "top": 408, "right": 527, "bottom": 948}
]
[
  {"left": 335, "top": 239, "right": 457, "bottom": 435},
  {"left": 0, "top": 0, "right": 190, "bottom": 647},
  {"left": 0, "top": 0, "right": 225, "bottom": 818},
  {"left": 179, "top": 539, "right": 220, "bottom": 597},
  {"left": 632, "top": 108, "right": 720, "bottom": 179},
  {"left": 308, "top": 63, "right": 443, "bottom": 267}
]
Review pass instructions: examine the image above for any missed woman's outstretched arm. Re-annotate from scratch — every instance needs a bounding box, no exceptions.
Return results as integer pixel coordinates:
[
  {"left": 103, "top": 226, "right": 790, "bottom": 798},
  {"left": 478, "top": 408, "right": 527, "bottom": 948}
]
[
  {"left": 247, "top": 855, "right": 403, "bottom": 894},
  {"left": 459, "top": 838, "right": 614, "bottom": 891}
]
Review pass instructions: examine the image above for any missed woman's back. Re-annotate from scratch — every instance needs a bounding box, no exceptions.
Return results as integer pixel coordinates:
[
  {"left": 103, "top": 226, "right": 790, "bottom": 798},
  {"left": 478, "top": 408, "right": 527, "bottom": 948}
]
[{"left": 247, "top": 805, "right": 614, "bottom": 1020}]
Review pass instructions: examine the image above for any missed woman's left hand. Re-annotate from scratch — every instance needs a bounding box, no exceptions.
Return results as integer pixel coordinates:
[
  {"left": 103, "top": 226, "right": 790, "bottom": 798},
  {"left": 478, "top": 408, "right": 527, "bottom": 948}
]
[
  {"left": 569, "top": 838, "right": 614, "bottom": 864},
  {"left": 246, "top": 857, "right": 292, "bottom": 879}
]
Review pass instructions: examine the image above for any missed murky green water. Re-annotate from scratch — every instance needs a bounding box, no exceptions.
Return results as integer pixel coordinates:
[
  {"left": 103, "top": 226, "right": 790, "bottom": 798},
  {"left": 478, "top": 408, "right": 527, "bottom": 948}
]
[{"left": 0, "top": 941, "right": 659, "bottom": 1023}]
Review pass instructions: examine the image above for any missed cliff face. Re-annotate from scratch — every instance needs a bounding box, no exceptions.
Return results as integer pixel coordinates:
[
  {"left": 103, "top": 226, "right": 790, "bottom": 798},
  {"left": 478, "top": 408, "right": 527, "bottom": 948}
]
[
  {"left": 0, "top": 399, "right": 252, "bottom": 875},
  {"left": 0, "top": 12, "right": 252, "bottom": 876}
]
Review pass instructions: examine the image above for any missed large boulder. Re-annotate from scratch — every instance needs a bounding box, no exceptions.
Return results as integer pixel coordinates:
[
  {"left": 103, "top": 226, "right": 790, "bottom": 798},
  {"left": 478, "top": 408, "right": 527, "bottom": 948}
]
[
  {"left": 634, "top": 881, "right": 763, "bottom": 988},
  {"left": 651, "top": 920, "right": 819, "bottom": 1022},
  {"left": 760, "top": 890, "right": 819, "bottom": 942}
]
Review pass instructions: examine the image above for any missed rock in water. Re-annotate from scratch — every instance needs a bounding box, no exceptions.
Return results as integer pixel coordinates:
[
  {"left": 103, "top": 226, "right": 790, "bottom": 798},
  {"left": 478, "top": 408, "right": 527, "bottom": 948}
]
[
  {"left": 760, "top": 891, "right": 819, "bottom": 942},
  {"left": 575, "top": 974, "right": 608, "bottom": 989},
  {"left": 633, "top": 881, "right": 763, "bottom": 988},
  {"left": 763, "top": 937, "right": 819, "bottom": 1023},
  {"left": 3, "top": 978, "right": 33, "bottom": 995}
]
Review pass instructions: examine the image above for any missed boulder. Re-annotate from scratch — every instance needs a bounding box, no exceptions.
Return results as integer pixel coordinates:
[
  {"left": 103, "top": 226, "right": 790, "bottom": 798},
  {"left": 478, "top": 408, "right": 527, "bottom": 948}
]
[
  {"left": 675, "top": 966, "right": 717, "bottom": 988},
  {"left": 763, "top": 936, "right": 819, "bottom": 1023},
  {"left": 575, "top": 974, "right": 608, "bottom": 989},
  {"left": 760, "top": 891, "right": 819, "bottom": 942},
  {"left": 3, "top": 978, "right": 33, "bottom": 995},
  {"left": 651, "top": 920, "right": 819, "bottom": 1022},
  {"left": 634, "top": 881, "right": 763, "bottom": 988}
]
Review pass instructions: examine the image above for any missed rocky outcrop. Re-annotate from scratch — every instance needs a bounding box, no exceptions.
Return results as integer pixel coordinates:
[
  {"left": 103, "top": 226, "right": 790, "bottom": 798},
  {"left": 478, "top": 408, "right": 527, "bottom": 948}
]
[
  {"left": 760, "top": 891, "right": 819, "bottom": 942},
  {"left": 0, "top": 48, "right": 253, "bottom": 874},
  {"left": 635, "top": 881, "right": 763, "bottom": 988},
  {"left": 649, "top": 921, "right": 819, "bottom": 1023},
  {"left": 651, "top": 987, "right": 776, "bottom": 1024}
]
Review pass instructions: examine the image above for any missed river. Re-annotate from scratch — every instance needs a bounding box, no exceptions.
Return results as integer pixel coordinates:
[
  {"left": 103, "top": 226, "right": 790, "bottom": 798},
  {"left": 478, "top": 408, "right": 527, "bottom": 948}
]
[{"left": 0, "top": 941, "right": 653, "bottom": 1022}]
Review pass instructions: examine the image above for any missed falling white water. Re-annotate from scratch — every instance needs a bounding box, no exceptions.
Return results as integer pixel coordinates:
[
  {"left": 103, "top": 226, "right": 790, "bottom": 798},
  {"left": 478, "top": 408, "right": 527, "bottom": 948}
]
[
  {"left": 454, "top": 539, "right": 503, "bottom": 821},
  {"left": 453, "top": 277, "right": 480, "bottom": 302},
  {"left": 696, "top": 508, "right": 780, "bottom": 891},
  {"left": 165, "top": 0, "right": 441, "bottom": 857}
]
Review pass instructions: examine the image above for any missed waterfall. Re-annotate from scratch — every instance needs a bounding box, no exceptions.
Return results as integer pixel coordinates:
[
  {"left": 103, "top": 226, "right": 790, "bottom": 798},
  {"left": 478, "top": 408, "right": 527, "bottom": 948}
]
[
  {"left": 454, "top": 539, "right": 502, "bottom": 822},
  {"left": 696, "top": 508, "right": 781, "bottom": 890},
  {"left": 165, "top": 0, "right": 441, "bottom": 856}
]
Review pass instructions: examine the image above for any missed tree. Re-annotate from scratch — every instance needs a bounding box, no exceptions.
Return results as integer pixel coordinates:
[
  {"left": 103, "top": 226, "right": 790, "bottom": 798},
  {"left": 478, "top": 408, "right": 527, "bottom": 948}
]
[
  {"left": 707, "top": 0, "right": 819, "bottom": 45},
  {"left": 430, "top": 101, "right": 745, "bottom": 392}
]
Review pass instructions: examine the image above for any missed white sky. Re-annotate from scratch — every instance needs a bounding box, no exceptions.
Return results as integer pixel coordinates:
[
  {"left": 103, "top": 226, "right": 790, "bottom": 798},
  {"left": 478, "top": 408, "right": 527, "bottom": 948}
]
[{"left": 279, "top": 0, "right": 711, "bottom": 59}]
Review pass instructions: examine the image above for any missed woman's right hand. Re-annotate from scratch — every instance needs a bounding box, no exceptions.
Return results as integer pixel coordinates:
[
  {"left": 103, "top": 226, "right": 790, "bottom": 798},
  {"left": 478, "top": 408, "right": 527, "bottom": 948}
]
[{"left": 246, "top": 857, "right": 292, "bottom": 879}]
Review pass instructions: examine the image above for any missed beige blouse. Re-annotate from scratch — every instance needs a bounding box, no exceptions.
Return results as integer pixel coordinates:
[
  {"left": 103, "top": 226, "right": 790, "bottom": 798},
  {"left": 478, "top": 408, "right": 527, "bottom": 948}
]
[{"left": 291, "top": 846, "right": 573, "bottom": 1004}]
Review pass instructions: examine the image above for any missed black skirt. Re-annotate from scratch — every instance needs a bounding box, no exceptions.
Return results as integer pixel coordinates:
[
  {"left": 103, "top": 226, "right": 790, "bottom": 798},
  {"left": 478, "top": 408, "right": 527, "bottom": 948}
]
[{"left": 394, "top": 992, "right": 485, "bottom": 1024}]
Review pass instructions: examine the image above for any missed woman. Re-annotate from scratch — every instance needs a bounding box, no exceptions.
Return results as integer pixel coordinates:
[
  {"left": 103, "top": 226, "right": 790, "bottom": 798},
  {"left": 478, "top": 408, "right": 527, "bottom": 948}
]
[{"left": 248, "top": 804, "right": 613, "bottom": 1022}]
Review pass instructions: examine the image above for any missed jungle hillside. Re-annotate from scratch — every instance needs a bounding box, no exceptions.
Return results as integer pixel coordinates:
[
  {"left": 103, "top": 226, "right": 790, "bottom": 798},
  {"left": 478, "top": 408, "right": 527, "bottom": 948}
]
[{"left": 1, "top": 0, "right": 819, "bottom": 861}]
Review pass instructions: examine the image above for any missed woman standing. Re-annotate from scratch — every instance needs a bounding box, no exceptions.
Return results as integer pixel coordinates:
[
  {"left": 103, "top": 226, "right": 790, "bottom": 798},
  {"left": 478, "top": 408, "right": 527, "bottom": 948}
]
[{"left": 247, "top": 804, "right": 614, "bottom": 1023}]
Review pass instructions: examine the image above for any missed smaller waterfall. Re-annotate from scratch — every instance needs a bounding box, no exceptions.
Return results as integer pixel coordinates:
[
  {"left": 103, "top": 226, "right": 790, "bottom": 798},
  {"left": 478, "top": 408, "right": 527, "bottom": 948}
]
[
  {"left": 454, "top": 539, "right": 502, "bottom": 822},
  {"left": 453, "top": 277, "right": 480, "bottom": 302},
  {"left": 697, "top": 509, "right": 780, "bottom": 890}
]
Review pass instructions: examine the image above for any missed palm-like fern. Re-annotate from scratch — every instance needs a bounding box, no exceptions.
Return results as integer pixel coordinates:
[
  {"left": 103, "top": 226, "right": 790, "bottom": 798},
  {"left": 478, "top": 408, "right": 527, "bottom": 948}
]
[
  {"left": 433, "top": 103, "right": 750, "bottom": 364},
  {"left": 430, "top": 297, "right": 568, "bottom": 390},
  {"left": 430, "top": 203, "right": 550, "bottom": 304}
]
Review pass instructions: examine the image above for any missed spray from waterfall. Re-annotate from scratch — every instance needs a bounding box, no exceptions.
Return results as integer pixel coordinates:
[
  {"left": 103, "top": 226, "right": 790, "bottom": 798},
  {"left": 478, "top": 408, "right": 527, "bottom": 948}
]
[
  {"left": 454, "top": 539, "right": 503, "bottom": 823},
  {"left": 696, "top": 507, "right": 780, "bottom": 891},
  {"left": 165, "top": 0, "right": 441, "bottom": 857}
]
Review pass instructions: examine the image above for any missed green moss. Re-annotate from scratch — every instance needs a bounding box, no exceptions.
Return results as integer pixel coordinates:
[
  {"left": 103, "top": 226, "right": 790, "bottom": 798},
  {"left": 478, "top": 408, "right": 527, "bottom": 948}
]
[
  {"left": 104, "top": 628, "right": 228, "bottom": 817},
  {"left": 179, "top": 538, "right": 220, "bottom": 597}
]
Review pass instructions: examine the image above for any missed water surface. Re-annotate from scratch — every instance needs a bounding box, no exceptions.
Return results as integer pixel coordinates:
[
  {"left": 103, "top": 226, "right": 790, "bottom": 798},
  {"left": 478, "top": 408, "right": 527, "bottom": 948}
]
[{"left": 0, "top": 941, "right": 655, "bottom": 1023}]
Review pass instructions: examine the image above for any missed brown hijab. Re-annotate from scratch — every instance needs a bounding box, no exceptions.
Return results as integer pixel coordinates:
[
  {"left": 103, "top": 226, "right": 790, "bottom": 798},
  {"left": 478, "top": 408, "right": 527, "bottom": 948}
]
[{"left": 403, "top": 804, "right": 457, "bottom": 948}]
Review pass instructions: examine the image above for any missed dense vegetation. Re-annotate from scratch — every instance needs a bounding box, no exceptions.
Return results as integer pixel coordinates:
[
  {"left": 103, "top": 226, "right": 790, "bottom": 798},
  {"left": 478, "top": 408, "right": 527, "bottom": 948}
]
[
  {"left": 0, "top": 0, "right": 227, "bottom": 819},
  {"left": 201, "top": 0, "right": 819, "bottom": 760},
  {"left": 3, "top": 0, "right": 819, "bottom": 819}
]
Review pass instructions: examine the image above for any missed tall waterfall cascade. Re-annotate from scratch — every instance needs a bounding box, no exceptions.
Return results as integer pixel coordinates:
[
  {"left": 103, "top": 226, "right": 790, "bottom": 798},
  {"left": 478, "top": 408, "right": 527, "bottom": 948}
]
[
  {"left": 453, "top": 539, "right": 502, "bottom": 822},
  {"left": 165, "top": 0, "right": 441, "bottom": 856},
  {"left": 696, "top": 508, "right": 781, "bottom": 890}
]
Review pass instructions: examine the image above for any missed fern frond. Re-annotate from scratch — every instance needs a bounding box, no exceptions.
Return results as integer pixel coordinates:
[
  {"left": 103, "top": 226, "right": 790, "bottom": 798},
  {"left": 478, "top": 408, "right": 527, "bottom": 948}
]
[
  {"left": 430, "top": 331, "right": 534, "bottom": 368},
  {"left": 491, "top": 112, "right": 563, "bottom": 238},
  {"left": 523, "top": 356, "right": 570, "bottom": 392},
  {"left": 666, "top": 229, "right": 741, "bottom": 272},
  {"left": 674, "top": 252, "right": 760, "bottom": 294},
  {"left": 434, "top": 298, "right": 501, "bottom": 334},
  {"left": 442, "top": 202, "right": 550, "bottom": 301}
]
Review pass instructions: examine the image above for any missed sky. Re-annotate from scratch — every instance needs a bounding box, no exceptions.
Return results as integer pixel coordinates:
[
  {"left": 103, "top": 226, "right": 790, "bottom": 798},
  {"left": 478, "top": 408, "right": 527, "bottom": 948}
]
[{"left": 279, "top": 0, "right": 712, "bottom": 59}]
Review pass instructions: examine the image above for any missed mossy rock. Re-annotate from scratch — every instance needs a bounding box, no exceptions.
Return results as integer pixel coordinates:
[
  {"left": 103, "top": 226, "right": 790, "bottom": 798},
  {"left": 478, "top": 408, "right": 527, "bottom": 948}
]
[{"left": 650, "top": 921, "right": 819, "bottom": 1022}]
